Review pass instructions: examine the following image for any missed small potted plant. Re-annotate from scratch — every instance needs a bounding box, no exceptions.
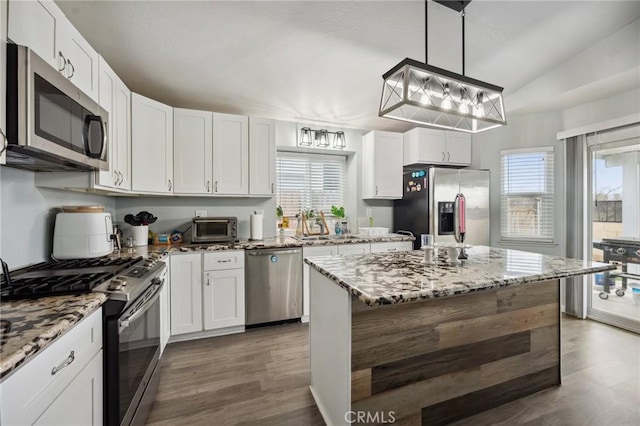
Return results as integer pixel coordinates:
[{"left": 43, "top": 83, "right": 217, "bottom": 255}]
[{"left": 331, "top": 205, "right": 347, "bottom": 235}]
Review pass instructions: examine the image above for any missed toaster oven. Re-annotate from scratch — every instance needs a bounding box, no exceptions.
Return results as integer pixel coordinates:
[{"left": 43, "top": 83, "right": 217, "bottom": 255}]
[{"left": 192, "top": 217, "right": 238, "bottom": 243}]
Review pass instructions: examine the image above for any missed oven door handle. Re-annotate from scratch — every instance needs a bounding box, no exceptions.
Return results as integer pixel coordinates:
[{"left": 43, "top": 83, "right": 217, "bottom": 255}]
[{"left": 119, "top": 280, "right": 164, "bottom": 333}]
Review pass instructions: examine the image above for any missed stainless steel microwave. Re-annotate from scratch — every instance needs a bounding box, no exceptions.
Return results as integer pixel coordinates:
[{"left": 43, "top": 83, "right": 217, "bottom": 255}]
[
  {"left": 4, "top": 44, "right": 108, "bottom": 171},
  {"left": 192, "top": 217, "right": 238, "bottom": 243}
]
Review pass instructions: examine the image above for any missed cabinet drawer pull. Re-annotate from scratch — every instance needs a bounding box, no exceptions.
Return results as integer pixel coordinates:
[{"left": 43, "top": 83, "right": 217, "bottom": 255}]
[
  {"left": 51, "top": 351, "right": 75, "bottom": 375},
  {"left": 387, "top": 248, "right": 397, "bottom": 251},
  {"left": 217, "top": 259, "right": 232, "bottom": 263}
]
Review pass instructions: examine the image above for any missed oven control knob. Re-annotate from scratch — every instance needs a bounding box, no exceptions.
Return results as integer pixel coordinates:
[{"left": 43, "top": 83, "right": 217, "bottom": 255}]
[
  {"left": 108, "top": 282, "right": 123, "bottom": 291},
  {"left": 115, "top": 277, "right": 128, "bottom": 286},
  {"left": 616, "top": 248, "right": 626, "bottom": 255},
  {"left": 636, "top": 249, "right": 640, "bottom": 257}
]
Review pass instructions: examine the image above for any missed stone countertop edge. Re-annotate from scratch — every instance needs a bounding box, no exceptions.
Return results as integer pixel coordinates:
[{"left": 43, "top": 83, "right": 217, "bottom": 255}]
[
  {"left": 118, "top": 234, "right": 414, "bottom": 256},
  {"left": 0, "top": 293, "right": 107, "bottom": 382},
  {"left": 304, "top": 247, "right": 617, "bottom": 307}
]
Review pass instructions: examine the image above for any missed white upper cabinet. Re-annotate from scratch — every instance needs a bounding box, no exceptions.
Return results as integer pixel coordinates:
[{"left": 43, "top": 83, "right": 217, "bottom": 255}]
[
  {"left": 8, "top": 0, "right": 61, "bottom": 68},
  {"left": 114, "top": 80, "right": 132, "bottom": 190},
  {"left": 362, "top": 130, "right": 403, "bottom": 200},
  {"left": 1, "top": 0, "right": 7, "bottom": 165},
  {"left": 97, "top": 57, "right": 131, "bottom": 191},
  {"left": 8, "top": 0, "right": 99, "bottom": 101},
  {"left": 173, "top": 108, "right": 213, "bottom": 194},
  {"left": 249, "top": 117, "right": 276, "bottom": 196},
  {"left": 132, "top": 93, "right": 174, "bottom": 193},
  {"left": 57, "top": 22, "right": 99, "bottom": 101},
  {"left": 403, "top": 128, "right": 471, "bottom": 166},
  {"left": 213, "top": 113, "right": 248, "bottom": 195}
]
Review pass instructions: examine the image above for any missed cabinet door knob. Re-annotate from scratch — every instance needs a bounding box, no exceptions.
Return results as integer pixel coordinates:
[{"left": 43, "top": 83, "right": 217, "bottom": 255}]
[
  {"left": 168, "top": 179, "right": 172, "bottom": 191},
  {"left": 66, "top": 60, "right": 75, "bottom": 79},
  {"left": 51, "top": 351, "right": 75, "bottom": 375},
  {"left": 58, "top": 51, "right": 67, "bottom": 73}
]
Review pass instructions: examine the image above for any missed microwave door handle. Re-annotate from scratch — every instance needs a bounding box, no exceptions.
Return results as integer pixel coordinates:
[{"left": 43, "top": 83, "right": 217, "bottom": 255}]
[{"left": 83, "top": 115, "right": 106, "bottom": 159}]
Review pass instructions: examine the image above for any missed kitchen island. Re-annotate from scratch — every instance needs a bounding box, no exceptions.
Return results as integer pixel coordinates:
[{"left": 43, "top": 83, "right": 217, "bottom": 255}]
[{"left": 305, "top": 246, "right": 614, "bottom": 425}]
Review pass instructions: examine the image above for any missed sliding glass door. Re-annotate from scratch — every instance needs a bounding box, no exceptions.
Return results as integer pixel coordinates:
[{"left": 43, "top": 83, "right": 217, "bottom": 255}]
[{"left": 587, "top": 134, "right": 640, "bottom": 332}]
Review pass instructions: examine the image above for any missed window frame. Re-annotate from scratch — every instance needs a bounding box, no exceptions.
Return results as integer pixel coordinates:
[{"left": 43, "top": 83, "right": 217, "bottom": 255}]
[
  {"left": 500, "top": 146, "right": 555, "bottom": 243},
  {"left": 275, "top": 151, "right": 347, "bottom": 220}
]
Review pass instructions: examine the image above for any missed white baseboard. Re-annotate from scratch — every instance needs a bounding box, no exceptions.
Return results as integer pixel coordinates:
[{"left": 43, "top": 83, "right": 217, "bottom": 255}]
[{"left": 168, "top": 325, "right": 245, "bottom": 343}]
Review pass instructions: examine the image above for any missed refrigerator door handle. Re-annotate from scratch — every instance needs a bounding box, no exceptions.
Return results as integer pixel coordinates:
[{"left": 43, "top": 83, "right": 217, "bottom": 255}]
[{"left": 453, "top": 193, "right": 466, "bottom": 244}]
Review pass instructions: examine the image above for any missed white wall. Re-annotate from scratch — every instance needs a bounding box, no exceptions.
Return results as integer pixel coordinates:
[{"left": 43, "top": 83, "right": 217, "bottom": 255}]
[
  {"left": 473, "top": 90, "right": 640, "bottom": 257},
  {"left": 0, "top": 168, "right": 115, "bottom": 268}
]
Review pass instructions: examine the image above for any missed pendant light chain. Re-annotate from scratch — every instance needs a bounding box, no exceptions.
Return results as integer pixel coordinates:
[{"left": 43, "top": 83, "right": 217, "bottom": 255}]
[{"left": 425, "top": 0, "right": 428, "bottom": 64}]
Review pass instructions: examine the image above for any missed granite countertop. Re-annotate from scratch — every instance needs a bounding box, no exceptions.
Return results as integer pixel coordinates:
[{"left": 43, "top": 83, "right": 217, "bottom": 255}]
[
  {"left": 119, "top": 233, "right": 414, "bottom": 256},
  {"left": 304, "top": 246, "right": 616, "bottom": 306},
  {"left": 0, "top": 293, "right": 107, "bottom": 380}
]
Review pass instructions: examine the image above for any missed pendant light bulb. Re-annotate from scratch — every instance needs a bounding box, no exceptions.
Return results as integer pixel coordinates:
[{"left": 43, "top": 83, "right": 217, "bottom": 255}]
[
  {"left": 441, "top": 83, "right": 452, "bottom": 110},
  {"left": 473, "top": 92, "right": 485, "bottom": 117}
]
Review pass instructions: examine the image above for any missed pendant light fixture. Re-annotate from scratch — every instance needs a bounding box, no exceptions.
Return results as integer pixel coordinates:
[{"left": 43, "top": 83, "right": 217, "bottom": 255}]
[{"left": 379, "top": 0, "right": 506, "bottom": 133}]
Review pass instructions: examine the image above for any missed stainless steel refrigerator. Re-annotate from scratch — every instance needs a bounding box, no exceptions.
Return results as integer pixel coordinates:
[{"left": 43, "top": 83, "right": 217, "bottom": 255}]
[{"left": 393, "top": 167, "right": 490, "bottom": 250}]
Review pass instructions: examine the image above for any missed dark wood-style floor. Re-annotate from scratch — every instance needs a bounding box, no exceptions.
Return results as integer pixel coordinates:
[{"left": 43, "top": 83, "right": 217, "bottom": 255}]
[{"left": 146, "top": 316, "right": 639, "bottom": 425}]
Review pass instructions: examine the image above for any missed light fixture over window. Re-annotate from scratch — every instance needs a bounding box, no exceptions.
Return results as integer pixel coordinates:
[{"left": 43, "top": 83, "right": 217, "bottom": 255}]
[
  {"left": 299, "top": 127, "right": 313, "bottom": 146},
  {"left": 379, "top": 0, "right": 506, "bottom": 133},
  {"left": 298, "top": 127, "right": 346, "bottom": 149}
]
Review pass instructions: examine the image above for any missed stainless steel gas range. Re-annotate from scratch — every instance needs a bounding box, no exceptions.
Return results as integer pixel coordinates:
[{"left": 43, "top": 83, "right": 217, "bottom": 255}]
[{"left": 0, "top": 253, "right": 167, "bottom": 426}]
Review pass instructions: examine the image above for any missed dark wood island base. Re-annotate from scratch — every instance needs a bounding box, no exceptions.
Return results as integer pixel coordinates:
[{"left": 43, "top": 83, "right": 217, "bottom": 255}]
[{"left": 349, "top": 279, "right": 560, "bottom": 425}]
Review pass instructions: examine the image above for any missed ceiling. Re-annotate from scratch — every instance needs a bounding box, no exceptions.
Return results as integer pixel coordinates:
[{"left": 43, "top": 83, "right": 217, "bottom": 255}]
[{"left": 57, "top": 0, "right": 640, "bottom": 132}]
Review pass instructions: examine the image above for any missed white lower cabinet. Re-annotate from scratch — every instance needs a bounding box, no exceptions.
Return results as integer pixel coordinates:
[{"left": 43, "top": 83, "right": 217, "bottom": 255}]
[
  {"left": 0, "top": 308, "right": 103, "bottom": 426},
  {"left": 34, "top": 351, "right": 103, "bottom": 426},
  {"left": 203, "top": 268, "right": 245, "bottom": 330},
  {"left": 170, "top": 253, "right": 203, "bottom": 335},
  {"left": 370, "top": 241, "right": 413, "bottom": 253},
  {"left": 170, "top": 251, "right": 245, "bottom": 340},
  {"left": 160, "top": 260, "right": 171, "bottom": 355},
  {"left": 302, "top": 245, "right": 337, "bottom": 323}
]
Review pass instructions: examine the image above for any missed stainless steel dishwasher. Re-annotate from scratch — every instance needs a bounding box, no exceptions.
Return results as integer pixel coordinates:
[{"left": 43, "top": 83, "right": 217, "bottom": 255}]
[{"left": 245, "top": 248, "right": 303, "bottom": 326}]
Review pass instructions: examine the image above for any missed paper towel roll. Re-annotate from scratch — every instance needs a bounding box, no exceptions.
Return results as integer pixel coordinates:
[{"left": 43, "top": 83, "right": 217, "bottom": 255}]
[{"left": 250, "top": 214, "right": 263, "bottom": 240}]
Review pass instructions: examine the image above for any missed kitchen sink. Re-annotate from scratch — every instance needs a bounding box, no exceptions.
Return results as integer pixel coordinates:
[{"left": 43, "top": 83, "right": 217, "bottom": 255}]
[{"left": 293, "top": 235, "right": 332, "bottom": 241}]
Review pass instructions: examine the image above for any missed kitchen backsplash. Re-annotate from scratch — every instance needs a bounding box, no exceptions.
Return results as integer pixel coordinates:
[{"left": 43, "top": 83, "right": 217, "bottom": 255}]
[
  {"left": 0, "top": 168, "right": 116, "bottom": 268},
  {"left": 115, "top": 197, "right": 277, "bottom": 241}
]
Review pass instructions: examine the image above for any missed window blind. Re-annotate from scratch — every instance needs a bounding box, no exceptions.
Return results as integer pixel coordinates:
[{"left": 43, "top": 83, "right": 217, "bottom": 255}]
[
  {"left": 500, "top": 147, "right": 555, "bottom": 242},
  {"left": 276, "top": 152, "right": 346, "bottom": 218}
]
